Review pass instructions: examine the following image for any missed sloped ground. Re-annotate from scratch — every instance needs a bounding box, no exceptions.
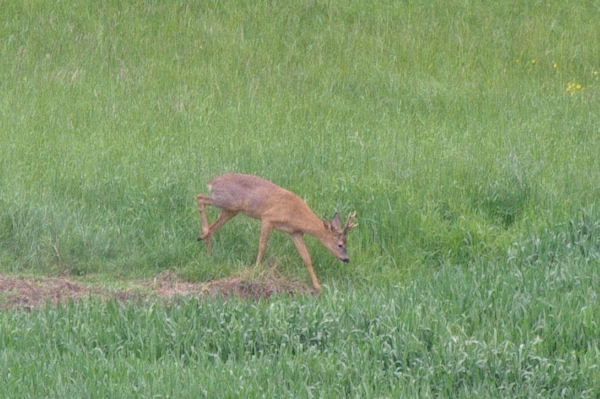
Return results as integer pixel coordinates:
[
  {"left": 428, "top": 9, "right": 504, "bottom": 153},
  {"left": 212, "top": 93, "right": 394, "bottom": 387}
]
[{"left": 0, "top": 270, "right": 312, "bottom": 310}]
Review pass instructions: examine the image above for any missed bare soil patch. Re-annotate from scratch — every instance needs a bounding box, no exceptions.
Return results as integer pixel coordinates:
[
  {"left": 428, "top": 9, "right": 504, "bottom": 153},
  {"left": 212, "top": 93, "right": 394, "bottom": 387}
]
[{"left": 0, "top": 270, "right": 312, "bottom": 310}]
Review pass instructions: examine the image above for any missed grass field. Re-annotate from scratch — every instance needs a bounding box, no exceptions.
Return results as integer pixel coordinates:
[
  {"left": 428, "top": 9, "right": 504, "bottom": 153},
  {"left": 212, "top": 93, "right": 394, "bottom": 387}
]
[{"left": 1, "top": 0, "right": 600, "bottom": 397}]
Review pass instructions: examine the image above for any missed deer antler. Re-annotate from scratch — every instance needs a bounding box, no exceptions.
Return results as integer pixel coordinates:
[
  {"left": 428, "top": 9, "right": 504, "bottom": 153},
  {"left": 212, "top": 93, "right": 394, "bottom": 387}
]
[{"left": 343, "top": 211, "right": 358, "bottom": 233}]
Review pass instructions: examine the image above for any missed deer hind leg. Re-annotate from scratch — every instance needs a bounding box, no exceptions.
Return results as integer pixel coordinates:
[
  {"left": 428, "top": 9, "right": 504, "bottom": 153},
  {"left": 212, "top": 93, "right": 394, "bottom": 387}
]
[
  {"left": 199, "top": 209, "right": 238, "bottom": 251},
  {"left": 290, "top": 233, "right": 322, "bottom": 292},
  {"left": 196, "top": 194, "right": 213, "bottom": 241},
  {"left": 207, "top": 209, "right": 237, "bottom": 235}
]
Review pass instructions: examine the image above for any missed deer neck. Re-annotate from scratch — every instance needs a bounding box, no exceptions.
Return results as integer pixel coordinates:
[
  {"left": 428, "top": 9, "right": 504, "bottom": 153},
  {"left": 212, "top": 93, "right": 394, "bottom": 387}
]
[{"left": 302, "top": 213, "right": 330, "bottom": 241}]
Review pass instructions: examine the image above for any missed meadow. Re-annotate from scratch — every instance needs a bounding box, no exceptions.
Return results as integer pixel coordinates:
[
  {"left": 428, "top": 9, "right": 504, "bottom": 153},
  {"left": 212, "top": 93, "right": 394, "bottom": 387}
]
[{"left": 1, "top": 0, "right": 599, "bottom": 397}]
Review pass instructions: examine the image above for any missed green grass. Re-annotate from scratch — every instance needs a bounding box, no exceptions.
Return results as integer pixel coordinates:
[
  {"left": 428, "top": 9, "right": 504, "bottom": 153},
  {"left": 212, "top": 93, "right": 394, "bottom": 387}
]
[
  {"left": 2, "top": 245, "right": 599, "bottom": 397},
  {"left": 1, "top": 0, "right": 600, "bottom": 397}
]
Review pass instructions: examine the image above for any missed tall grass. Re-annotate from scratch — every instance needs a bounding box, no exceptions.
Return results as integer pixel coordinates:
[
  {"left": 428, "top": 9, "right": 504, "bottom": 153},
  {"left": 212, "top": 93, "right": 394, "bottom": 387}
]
[
  {"left": 1, "top": 0, "right": 600, "bottom": 396},
  {"left": 2, "top": 0, "right": 599, "bottom": 279}
]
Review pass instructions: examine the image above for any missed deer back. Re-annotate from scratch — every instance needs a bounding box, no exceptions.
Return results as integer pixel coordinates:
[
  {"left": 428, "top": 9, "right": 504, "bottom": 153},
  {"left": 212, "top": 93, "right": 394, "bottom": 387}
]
[{"left": 209, "top": 174, "right": 304, "bottom": 220}]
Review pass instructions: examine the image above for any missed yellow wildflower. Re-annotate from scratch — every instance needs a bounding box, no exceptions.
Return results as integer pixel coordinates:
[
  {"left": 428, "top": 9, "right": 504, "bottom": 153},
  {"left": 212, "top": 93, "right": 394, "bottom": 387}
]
[{"left": 566, "top": 82, "right": 582, "bottom": 96}]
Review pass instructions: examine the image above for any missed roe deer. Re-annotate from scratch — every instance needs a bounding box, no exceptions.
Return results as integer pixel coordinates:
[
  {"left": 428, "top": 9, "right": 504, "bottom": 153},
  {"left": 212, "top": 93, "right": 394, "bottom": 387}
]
[{"left": 196, "top": 173, "right": 357, "bottom": 292}]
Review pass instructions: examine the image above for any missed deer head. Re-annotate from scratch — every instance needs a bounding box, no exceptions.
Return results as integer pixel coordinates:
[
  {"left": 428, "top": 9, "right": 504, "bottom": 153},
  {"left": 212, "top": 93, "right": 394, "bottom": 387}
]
[{"left": 321, "top": 212, "right": 358, "bottom": 263}]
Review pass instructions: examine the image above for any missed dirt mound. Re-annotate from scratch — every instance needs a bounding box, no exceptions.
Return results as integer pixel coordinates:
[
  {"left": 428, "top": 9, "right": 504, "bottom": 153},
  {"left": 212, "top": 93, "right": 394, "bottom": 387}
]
[
  {"left": 148, "top": 270, "right": 312, "bottom": 301},
  {"left": 0, "top": 270, "right": 312, "bottom": 310},
  {"left": 0, "top": 276, "right": 98, "bottom": 310}
]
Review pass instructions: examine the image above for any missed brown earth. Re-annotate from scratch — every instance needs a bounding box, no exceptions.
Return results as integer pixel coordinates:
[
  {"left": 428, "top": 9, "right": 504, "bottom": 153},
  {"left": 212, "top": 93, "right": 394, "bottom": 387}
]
[{"left": 0, "top": 270, "right": 312, "bottom": 311}]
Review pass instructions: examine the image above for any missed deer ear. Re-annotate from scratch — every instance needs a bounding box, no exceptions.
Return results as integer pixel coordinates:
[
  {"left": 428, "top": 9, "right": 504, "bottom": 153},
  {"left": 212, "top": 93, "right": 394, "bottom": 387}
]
[
  {"left": 331, "top": 212, "right": 342, "bottom": 231},
  {"left": 322, "top": 217, "right": 331, "bottom": 230}
]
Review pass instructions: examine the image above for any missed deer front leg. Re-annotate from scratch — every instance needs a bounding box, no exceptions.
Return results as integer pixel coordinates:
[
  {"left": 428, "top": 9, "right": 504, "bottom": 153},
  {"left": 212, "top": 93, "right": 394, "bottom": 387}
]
[
  {"left": 256, "top": 222, "right": 272, "bottom": 265},
  {"left": 290, "top": 233, "right": 322, "bottom": 292}
]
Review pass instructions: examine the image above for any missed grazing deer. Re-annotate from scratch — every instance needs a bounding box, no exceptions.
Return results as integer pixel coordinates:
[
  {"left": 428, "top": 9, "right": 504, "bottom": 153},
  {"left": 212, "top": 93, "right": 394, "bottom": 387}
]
[{"left": 196, "top": 173, "right": 357, "bottom": 292}]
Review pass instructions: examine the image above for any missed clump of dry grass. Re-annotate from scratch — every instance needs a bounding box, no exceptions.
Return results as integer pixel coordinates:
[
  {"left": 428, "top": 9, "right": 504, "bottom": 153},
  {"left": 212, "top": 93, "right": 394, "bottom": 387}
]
[{"left": 147, "top": 268, "right": 313, "bottom": 301}]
